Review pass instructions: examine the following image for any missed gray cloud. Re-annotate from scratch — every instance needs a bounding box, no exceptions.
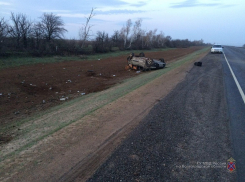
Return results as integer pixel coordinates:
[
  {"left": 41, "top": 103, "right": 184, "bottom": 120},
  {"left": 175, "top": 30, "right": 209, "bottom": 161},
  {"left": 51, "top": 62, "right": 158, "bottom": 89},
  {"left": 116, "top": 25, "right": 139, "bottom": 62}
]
[
  {"left": 40, "top": 10, "right": 71, "bottom": 13},
  {"left": 96, "top": 9, "right": 146, "bottom": 15},
  {"left": 89, "top": 0, "right": 129, "bottom": 8},
  {"left": 0, "top": 1, "right": 11, "bottom": 6},
  {"left": 129, "top": 1, "right": 148, "bottom": 7},
  {"left": 38, "top": 0, "right": 130, "bottom": 15},
  {"left": 97, "top": 0, "right": 148, "bottom": 7},
  {"left": 94, "top": 0, "right": 148, "bottom": 9},
  {"left": 170, "top": 0, "right": 222, "bottom": 8}
]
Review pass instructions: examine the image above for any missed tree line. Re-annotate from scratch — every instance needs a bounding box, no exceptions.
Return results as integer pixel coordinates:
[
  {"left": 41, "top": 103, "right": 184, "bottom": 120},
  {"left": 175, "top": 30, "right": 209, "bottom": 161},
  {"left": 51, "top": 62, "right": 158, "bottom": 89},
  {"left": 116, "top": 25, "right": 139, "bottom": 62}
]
[
  {"left": 0, "top": 12, "right": 68, "bottom": 56},
  {"left": 0, "top": 10, "right": 206, "bottom": 57}
]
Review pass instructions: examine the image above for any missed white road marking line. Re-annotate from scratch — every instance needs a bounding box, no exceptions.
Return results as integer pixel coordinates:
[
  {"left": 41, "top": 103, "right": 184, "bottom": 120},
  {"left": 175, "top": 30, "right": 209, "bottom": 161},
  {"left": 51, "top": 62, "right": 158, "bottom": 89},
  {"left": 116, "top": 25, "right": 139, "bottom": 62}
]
[{"left": 223, "top": 53, "right": 245, "bottom": 104}]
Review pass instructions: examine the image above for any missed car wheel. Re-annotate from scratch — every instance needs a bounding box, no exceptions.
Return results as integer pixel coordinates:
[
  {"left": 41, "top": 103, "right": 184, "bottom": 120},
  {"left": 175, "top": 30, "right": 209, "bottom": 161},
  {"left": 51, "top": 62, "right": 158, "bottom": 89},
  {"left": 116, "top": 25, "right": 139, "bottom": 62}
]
[
  {"left": 159, "top": 58, "right": 165, "bottom": 63},
  {"left": 139, "top": 52, "right": 145, "bottom": 57}
]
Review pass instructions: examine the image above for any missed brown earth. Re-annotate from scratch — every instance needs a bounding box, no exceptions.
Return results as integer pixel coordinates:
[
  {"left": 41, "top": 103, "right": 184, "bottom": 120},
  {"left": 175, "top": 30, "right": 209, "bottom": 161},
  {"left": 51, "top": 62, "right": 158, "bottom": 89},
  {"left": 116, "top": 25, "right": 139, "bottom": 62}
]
[
  {"left": 0, "top": 47, "right": 210, "bottom": 182},
  {"left": 0, "top": 47, "right": 201, "bottom": 129}
]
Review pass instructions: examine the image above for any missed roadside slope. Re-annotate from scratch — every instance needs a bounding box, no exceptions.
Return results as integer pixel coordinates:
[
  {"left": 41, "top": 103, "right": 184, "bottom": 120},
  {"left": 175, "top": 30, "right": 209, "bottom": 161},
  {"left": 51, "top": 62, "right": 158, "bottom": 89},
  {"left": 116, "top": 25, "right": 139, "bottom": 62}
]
[
  {"left": 0, "top": 48, "right": 209, "bottom": 182},
  {"left": 89, "top": 52, "right": 236, "bottom": 181}
]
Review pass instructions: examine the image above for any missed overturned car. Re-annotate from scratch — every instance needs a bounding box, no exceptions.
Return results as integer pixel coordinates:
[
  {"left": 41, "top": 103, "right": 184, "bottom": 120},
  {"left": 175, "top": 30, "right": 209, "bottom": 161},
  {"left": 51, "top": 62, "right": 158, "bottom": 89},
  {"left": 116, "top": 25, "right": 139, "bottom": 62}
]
[{"left": 126, "top": 52, "right": 166, "bottom": 71}]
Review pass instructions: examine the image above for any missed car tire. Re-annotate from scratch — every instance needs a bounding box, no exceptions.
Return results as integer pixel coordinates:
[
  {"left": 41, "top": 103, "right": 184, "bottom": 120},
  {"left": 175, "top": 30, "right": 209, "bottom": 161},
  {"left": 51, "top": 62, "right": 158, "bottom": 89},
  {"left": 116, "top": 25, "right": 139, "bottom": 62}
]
[
  {"left": 139, "top": 52, "right": 145, "bottom": 57},
  {"left": 159, "top": 58, "right": 165, "bottom": 63}
]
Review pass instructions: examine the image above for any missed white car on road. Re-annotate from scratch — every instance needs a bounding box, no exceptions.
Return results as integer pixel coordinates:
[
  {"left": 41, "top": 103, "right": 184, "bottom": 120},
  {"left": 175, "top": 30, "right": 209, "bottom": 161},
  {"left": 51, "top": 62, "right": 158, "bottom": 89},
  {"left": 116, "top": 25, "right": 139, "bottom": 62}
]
[{"left": 211, "top": 44, "right": 223, "bottom": 54}]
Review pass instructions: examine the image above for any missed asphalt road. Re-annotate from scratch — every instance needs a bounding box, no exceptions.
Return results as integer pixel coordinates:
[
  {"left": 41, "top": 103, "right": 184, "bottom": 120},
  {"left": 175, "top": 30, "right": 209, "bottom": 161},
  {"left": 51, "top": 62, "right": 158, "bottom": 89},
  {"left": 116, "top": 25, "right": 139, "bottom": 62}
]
[
  {"left": 87, "top": 48, "right": 244, "bottom": 181},
  {"left": 222, "top": 46, "right": 245, "bottom": 181}
]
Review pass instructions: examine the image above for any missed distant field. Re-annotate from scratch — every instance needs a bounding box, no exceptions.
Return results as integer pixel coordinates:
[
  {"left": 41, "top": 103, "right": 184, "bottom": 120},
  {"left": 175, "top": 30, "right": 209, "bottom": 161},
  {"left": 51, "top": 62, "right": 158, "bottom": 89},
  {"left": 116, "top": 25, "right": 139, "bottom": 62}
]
[{"left": 0, "top": 48, "right": 171, "bottom": 69}]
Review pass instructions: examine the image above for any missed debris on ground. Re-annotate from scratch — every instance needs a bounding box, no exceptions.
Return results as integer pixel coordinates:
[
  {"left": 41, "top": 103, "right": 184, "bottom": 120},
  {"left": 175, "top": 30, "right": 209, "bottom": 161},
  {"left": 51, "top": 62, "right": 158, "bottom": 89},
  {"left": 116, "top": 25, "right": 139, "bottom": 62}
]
[
  {"left": 194, "top": 62, "right": 202, "bottom": 66},
  {"left": 14, "top": 111, "right": 20, "bottom": 115}
]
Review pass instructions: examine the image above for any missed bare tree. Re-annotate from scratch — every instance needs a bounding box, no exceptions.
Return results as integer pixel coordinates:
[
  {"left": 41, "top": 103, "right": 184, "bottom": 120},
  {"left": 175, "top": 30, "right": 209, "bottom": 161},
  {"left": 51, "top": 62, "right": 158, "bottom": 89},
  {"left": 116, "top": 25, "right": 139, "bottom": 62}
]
[
  {"left": 19, "top": 14, "right": 32, "bottom": 48},
  {"left": 94, "top": 31, "right": 110, "bottom": 52},
  {"left": 111, "top": 30, "right": 123, "bottom": 49},
  {"left": 120, "top": 26, "right": 126, "bottom": 48},
  {"left": 32, "top": 22, "right": 44, "bottom": 48},
  {"left": 120, "top": 19, "right": 132, "bottom": 49},
  {"left": 0, "top": 17, "right": 9, "bottom": 51},
  {"left": 40, "top": 13, "right": 67, "bottom": 41},
  {"left": 143, "top": 29, "right": 157, "bottom": 49},
  {"left": 8, "top": 12, "right": 22, "bottom": 48},
  {"left": 131, "top": 19, "right": 142, "bottom": 49},
  {"left": 8, "top": 13, "right": 33, "bottom": 49},
  {"left": 0, "top": 17, "right": 9, "bottom": 39},
  {"left": 151, "top": 29, "right": 158, "bottom": 48},
  {"left": 140, "top": 29, "right": 146, "bottom": 49},
  {"left": 165, "top": 35, "right": 173, "bottom": 47},
  {"left": 111, "top": 30, "right": 120, "bottom": 43},
  {"left": 153, "top": 31, "right": 166, "bottom": 48},
  {"left": 79, "top": 8, "right": 95, "bottom": 48}
]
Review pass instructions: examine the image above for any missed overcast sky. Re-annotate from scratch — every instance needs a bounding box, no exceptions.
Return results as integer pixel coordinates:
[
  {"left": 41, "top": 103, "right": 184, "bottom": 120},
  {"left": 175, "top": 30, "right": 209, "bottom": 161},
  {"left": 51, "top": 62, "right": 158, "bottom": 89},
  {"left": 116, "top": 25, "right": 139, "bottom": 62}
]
[{"left": 1, "top": 0, "right": 244, "bottom": 46}]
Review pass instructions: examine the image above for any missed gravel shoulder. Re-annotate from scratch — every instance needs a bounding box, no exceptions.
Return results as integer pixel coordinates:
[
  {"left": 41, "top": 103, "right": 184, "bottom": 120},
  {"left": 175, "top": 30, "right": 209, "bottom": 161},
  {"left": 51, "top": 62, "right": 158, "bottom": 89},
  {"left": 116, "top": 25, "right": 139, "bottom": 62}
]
[{"left": 89, "top": 53, "right": 237, "bottom": 181}]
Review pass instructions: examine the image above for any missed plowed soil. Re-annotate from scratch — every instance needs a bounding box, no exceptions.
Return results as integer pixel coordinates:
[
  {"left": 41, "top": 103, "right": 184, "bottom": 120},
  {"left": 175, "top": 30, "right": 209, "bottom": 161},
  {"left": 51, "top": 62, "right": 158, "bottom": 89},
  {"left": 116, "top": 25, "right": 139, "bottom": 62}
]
[{"left": 0, "top": 47, "right": 201, "bottom": 127}]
